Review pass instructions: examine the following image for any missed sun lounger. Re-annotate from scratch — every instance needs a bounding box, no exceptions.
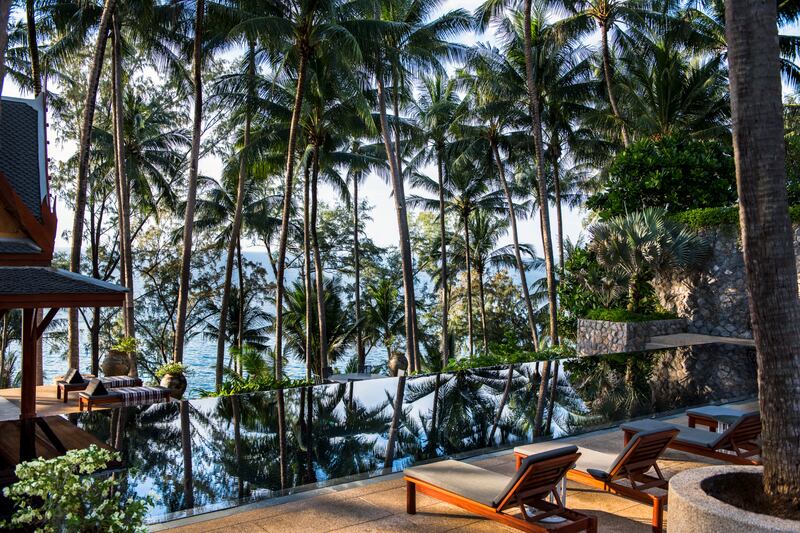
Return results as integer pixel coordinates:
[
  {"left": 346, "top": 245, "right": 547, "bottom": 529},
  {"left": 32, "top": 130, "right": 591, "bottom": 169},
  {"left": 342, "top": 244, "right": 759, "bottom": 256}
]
[
  {"left": 620, "top": 411, "right": 761, "bottom": 465},
  {"left": 404, "top": 445, "right": 596, "bottom": 532},
  {"left": 685, "top": 404, "right": 751, "bottom": 431},
  {"left": 57, "top": 375, "right": 143, "bottom": 403},
  {"left": 514, "top": 428, "right": 678, "bottom": 533},
  {"left": 78, "top": 381, "right": 171, "bottom": 412}
]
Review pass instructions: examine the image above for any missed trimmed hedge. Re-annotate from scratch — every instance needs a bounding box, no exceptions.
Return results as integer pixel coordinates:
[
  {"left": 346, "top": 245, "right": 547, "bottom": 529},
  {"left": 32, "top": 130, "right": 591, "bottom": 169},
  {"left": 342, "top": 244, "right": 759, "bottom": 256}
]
[
  {"left": 673, "top": 205, "right": 800, "bottom": 230},
  {"left": 585, "top": 308, "right": 678, "bottom": 323}
]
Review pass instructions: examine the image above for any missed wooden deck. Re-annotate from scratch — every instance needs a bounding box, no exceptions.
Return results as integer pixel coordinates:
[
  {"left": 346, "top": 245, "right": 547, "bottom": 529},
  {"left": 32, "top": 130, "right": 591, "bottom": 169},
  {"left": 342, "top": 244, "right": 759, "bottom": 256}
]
[{"left": 0, "top": 384, "right": 88, "bottom": 421}]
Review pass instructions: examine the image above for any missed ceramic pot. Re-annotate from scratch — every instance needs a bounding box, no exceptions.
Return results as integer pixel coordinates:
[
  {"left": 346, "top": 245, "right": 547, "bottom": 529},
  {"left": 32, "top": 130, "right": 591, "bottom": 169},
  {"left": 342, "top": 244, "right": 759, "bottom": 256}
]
[
  {"left": 388, "top": 352, "right": 408, "bottom": 377},
  {"left": 160, "top": 373, "right": 188, "bottom": 399},
  {"left": 100, "top": 350, "right": 130, "bottom": 377}
]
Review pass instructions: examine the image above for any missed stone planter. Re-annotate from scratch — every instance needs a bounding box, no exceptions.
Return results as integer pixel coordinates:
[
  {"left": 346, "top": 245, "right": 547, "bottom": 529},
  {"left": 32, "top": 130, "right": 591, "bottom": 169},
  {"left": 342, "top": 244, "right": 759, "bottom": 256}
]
[
  {"left": 577, "top": 318, "right": 686, "bottom": 356},
  {"left": 160, "top": 372, "right": 188, "bottom": 399},
  {"left": 388, "top": 352, "right": 408, "bottom": 377},
  {"left": 100, "top": 349, "right": 131, "bottom": 377},
  {"left": 669, "top": 465, "right": 800, "bottom": 533}
]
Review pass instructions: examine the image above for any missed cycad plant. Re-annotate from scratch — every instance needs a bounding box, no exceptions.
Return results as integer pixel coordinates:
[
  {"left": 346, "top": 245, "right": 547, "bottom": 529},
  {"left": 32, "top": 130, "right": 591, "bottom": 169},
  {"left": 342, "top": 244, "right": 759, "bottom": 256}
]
[{"left": 589, "top": 207, "right": 709, "bottom": 313}]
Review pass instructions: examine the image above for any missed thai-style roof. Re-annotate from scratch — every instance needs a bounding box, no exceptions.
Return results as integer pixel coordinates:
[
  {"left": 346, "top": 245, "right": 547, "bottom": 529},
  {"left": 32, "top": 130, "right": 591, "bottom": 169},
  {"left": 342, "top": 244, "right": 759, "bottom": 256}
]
[
  {"left": 0, "top": 267, "right": 127, "bottom": 309},
  {"left": 0, "top": 95, "right": 56, "bottom": 266}
]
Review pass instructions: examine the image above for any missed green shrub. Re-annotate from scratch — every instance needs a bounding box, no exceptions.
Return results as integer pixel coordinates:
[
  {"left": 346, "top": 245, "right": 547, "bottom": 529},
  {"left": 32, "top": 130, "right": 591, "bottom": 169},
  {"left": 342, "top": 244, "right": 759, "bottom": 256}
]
[
  {"left": 673, "top": 205, "right": 800, "bottom": 230},
  {"left": 110, "top": 336, "right": 138, "bottom": 354},
  {"left": 587, "top": 134, "right": 737, "bottom": 218},
  {"left": 585, "top": 308, "right": 677, "bottom": 322},
  {"left": 1, "top": 445, "right": 153, "bottom": 532},
  {"left": 155, "top": 362, "right": 190, "bottom": 379},
  {"left": 201, "top": 376, "right": 313, "bottom": 397},
  {"left": 442, "top": 345, "right": 574, "bottom": 372}
]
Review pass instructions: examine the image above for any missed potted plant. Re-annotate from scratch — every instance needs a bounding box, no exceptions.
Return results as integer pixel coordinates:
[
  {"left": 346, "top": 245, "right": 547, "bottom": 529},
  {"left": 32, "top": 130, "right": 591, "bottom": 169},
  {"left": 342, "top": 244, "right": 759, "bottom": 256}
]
[
  {"left": 156, "top": 362, "right": 190, "bottom": 399},
  {"left": 101, "top": 336, "right": 136, "bottom": 377}
]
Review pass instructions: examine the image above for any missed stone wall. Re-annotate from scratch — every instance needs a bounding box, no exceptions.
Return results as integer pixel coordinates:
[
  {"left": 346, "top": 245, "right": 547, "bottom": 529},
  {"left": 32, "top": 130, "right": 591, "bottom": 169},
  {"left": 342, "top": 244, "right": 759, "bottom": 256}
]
[
  {"left": 654, "top": 225, "right": 800, "bottom": 339},
  {"left": 577, "top": 318, "right": 687, "bottom": 356}
]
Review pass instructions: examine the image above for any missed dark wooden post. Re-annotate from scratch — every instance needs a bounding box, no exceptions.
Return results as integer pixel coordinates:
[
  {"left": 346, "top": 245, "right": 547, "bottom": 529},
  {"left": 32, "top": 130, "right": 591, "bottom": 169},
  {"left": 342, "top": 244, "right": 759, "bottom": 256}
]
[{"left": 20, "top": 308, "right": 37, "bottom": 419}]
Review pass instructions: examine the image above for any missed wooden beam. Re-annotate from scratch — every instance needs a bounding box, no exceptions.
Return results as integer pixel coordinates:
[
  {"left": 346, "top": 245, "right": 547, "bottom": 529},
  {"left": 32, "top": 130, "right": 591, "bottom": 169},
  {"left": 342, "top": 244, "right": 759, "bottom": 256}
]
[
  {"left": 20, "top": 309, "right": 37, "bottom": 419},
  {"left": 35, "top": 307, "right": 59, "bottom": 339}
]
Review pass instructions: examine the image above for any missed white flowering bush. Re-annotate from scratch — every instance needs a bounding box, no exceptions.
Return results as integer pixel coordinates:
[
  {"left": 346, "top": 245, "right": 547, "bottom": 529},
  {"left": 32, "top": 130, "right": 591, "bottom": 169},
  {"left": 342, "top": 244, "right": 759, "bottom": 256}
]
[{"left": 1, "top": 445, "right": 154, "bottom": 532}]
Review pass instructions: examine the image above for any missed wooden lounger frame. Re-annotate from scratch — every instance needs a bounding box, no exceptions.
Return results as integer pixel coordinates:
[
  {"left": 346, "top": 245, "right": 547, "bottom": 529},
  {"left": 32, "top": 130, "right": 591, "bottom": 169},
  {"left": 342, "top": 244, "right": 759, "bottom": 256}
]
[
  {"left": 405, "top": 451, "right": 597, "bottom": 533},
  {"left": 514, "top": 429, "right": 678, "bottom": 533},
  {"left": 58, "top": 378, "right": 142, "bottom": 403},
  {"left": 622, "top": 415, "right": 762, "bottom": 466}
]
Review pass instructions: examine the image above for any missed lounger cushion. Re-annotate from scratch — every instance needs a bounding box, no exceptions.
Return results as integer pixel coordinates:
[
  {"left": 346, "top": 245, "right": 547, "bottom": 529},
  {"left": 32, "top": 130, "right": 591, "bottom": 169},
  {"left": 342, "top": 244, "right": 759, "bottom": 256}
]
[
  {"left": 621, "top": 420, "right": 721, "bottom": 448},
  {"left": 405, "top": 460, "right": 510, "bottom": 507},
  {"left": 686, "top": 405, "right": 749, "bottom": 420}
]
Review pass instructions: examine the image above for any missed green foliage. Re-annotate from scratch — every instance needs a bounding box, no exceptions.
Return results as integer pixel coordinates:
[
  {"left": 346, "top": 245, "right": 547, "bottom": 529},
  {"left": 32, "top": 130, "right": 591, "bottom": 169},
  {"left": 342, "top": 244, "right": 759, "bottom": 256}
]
[
  {"left": 587, "top": 134, "right": 737, "bottom": 218},
  {"left": 155, "top": 362, "right": 189, "bottom": 379},
  {"left": 442, "top": 345, "right": 573, "bottom": 372},
  {"left": 589, "top": 208, "right": 709, "bottom": 312},
  {"left": 786, "top": 101, "right": 800, "bottom": 204},
  {"left": 110, "top": 336, "right": 138, "bottom": 354},
  {"left": 672, "top": 206, "right": 739, "bottom": 229},
  {"left": 674, "top": 205, "right": 800, "bottom": 229},
  {"left": 1, "top": 445, "right": 153, "bottom": 533},
  {"left": 202, "top": 376, "right": 313, "bottom": 397},
  {"left": 585, "top": 308, "right": 677, "bottom": 322}
]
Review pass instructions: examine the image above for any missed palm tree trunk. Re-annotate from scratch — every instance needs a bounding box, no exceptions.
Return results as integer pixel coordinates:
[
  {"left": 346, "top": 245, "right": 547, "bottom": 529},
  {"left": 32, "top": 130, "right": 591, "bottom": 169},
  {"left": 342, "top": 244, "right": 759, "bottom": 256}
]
[
  {"left": 232, "top": 396, "right": 243, "bottom": 499},
  {"left": 111, "top": 14, "right": 136, "bottom": 374},
  {"left": 0, "top": 0, "right": 11, "bottom": 109},
  {"left": 236, "top": 238, "right": 245, "bottom": 363},
  {"left": 274, "top": 50, "right": 309, "bottom": 380},
  {"left": 477, "top": 267, "right": 488, "bottom": 353},
  {"left": 276, "top": 388, "right": 288, "bottom": 490},
  {"left": 310, "top": 146, "right": 329, "bottom": 376},
  {"left": 436, "top": 147, "right": 449, "bottom": 365},
  {"left": 545, "top": 360, "right": 559, "bottom": 434},
  {"left": 174, "top": 0, "right": 205, "bottom": 364},
  {"left": 303, "top": 162, "right": 314, "bottom": 379},
  {"left": 67, "top": 0, "right": 116, "bottom": 369},
  {"left": 180, "top": 400, "right": 194, "bottom": 509},
  {"left": 26, "top": 0, "right": 41, "bottom": 96},
  {"left": 430, "top": 372, "right": 440, "bottom": 448},
  {"left": 383, "top": 374, "right": 406, "bottom": 469},
  {"left": 600, "top": 22, "right": 629, "bottom": 147},
  {"left": 353, "top": 175, "right": 365, "bottom": 372},
  {"left": 463, "top": 218, "right": 475, "bottom": 357},
  {"left": 491, "top": 140, "right": 539, "bottom": 351},
  {"left": 376, "top": 74, "right": 419, "bottom": 372},
  {"left": 725, "top": 0, "right": 800, "bottom": 507},
  {"left": 215, "top": 100, "right": 251, "bottom": 391},
  {"left": 489, "top": 365, "right": 513, "bottom": 443},
  {"left": 552, "top": 146, "right": 565, "bottom": 271},
  {"left": 523, "top": 0, "right": 558, "bottom": 438}
]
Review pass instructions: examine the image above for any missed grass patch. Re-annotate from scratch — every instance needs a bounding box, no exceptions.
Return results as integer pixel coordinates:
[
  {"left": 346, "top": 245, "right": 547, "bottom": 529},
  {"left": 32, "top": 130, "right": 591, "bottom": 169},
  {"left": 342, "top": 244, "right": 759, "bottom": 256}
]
[{"left": 585, "top": 308, "right": 678, "bottom": 322}]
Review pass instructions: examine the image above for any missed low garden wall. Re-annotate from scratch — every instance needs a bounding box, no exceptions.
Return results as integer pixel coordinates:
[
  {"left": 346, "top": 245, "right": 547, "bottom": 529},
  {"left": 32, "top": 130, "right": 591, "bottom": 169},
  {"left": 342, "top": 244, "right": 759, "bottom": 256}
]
[{"left": 577, "top": 318, "right": 687, "bottom": 356}]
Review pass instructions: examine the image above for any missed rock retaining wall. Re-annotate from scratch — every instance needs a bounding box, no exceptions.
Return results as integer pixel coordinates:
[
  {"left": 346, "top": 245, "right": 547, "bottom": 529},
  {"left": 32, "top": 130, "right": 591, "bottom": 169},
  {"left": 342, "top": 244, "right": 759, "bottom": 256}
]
[
  {"left": 653, "top": 225, "right": 800, "bottom": 339},
  {"left": 577, "top": 318, "right": 687, "bottom": 356}
]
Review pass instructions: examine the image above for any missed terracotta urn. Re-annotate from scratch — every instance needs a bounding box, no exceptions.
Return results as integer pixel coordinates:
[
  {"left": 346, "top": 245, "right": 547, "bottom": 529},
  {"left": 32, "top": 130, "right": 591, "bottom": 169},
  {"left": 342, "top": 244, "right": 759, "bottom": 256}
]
[
  {"left": 388, "top": 352, "right": 408, "bottom": 377},
  {"left": 160, "top": 372, "right": 188, "bottom": 399},
  {"left": 101, "top": 349, "right": 131, "bottom": 377}
]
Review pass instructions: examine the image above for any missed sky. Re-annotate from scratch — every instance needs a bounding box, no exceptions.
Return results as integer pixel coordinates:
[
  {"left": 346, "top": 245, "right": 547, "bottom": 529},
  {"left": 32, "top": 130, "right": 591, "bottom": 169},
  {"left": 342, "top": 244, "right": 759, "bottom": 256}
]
[{"left": 2, "top": 0, "right": 589, "bottom": 260}]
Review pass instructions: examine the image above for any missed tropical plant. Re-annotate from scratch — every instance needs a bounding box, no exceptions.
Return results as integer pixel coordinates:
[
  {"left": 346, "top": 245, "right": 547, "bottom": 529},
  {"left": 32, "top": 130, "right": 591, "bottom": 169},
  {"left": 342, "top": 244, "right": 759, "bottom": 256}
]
[
  {"left": 1, "top": 445, "right": 154, "bottom": 533},
  {"left": 589, "top": 208, "right": 709, "bottom": 312}
]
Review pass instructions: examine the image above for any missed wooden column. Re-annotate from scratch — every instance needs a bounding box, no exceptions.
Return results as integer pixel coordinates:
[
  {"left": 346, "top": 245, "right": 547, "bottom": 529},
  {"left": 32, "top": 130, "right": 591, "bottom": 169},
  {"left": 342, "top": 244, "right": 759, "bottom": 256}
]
[{"left": 20, "top": 308, "right": 37, "bottom": 419}]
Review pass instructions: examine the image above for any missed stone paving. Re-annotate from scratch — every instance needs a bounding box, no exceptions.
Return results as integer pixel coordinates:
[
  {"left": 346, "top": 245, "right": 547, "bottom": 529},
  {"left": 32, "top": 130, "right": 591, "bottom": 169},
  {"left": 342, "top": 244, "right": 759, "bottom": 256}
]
[{"left": 156, "top": 400, "right": 757, "bottom": 533}]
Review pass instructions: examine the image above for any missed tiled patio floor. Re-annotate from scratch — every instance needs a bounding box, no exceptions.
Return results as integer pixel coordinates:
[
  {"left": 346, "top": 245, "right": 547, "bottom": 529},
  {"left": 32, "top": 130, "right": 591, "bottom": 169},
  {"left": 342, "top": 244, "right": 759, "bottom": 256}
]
[{"left": 157, "top": 400, "right": 757, "bottom": 533}]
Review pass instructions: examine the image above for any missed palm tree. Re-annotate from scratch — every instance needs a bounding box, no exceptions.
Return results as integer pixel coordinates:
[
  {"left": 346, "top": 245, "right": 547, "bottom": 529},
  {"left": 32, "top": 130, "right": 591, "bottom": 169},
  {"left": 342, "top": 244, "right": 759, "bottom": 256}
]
[
  {"left": 456, "top": 43, "right": 542, "bottom": 352},
  {"left": 411, "top": 72, "right": 460, "bottom": 366},
  {"left": 67, "top": 0, "right": 117, "bottom": 370},
  {"left": 725, "top": 0, "right": 800, "bottom": 506},
  {"left": 409, "top": 164, "right": 505, "bottom": 355},
  {"left": 0, "top": 0, "right": 10, "bottom": 108},
  {"left": 363, "top": 278, "right": 405, "bottom": 368},
  {"left": 271, "top": 0, "right": 367, "bottom": 381},
  {"left": 174, "top": 0, "right": 205, "bottom": 365},
  {"left": 589, "top": 208, "right": 709, "bottom": 312}
]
